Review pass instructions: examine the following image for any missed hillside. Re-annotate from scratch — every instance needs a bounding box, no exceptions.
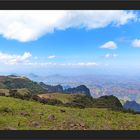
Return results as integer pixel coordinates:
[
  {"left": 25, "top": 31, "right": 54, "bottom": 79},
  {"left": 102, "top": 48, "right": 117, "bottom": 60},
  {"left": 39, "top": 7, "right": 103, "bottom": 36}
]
[
  {"left": 0, "top": 75, "right": 47, "bottom": 95},
  {"left": 33, "top": 93, "right": 123, "bottom": 109},
  {"left": 0, "top": 76, "right": 92, "bottom": 97},
  {"left": 0, "top": 96, "right": 140, "bottom": 130},
  {"left": 93, "top": 95, "right": 123, "bottom": 109},
  {"left": 0, "top": 75, "right": 122, "bottom": 109}
]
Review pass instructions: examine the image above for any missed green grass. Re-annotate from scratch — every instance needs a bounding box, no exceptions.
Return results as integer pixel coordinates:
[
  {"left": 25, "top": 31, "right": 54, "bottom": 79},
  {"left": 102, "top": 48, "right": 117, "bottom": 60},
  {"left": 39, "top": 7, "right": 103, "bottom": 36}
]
[
  {"left": 38, "top": 93, "right": 84, "bottom": 103},
  {"left": 0, "top": 96, "right": 140, "bottom": 130}
]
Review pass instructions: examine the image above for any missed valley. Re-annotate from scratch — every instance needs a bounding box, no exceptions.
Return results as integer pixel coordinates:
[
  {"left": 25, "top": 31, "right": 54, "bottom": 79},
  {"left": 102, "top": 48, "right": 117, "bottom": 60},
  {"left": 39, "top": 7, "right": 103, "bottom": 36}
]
[{"left": 0, "top": 75, "right": 140, "bottom": 130}]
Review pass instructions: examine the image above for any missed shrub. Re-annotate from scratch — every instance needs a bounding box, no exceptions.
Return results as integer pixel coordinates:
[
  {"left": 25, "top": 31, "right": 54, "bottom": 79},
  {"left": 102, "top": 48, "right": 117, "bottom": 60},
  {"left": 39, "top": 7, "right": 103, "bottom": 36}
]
[
  {"left": 9, "top": 89, "right": 31, "bottom": 100},
  {"left": 0, "top": 92, "right": 5, "bottom": 96},
  {"left": 32, "top": 95, "right": 63, "bottom": 105}
]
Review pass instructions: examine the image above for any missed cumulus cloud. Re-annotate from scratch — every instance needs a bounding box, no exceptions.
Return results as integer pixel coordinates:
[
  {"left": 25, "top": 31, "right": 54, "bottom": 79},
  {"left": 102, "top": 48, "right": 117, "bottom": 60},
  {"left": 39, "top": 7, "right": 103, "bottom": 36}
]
[
  {"left": 100, "top": 41, "right": 117, "bottom": 49},
  {"left": 132, "top": 39, "right": 140, "bottom": 47},
  {"left": 0, "top": 10, "right": 137, "bottom": 42},
  {"left": 48, "top": 55, "right": 56, "bottom": 59},
  {"left": 0, "top": 52, "right": 32, "bottom": 65},
  {"left": 105, "top": 53, "right": 118, "bottom": 58}
]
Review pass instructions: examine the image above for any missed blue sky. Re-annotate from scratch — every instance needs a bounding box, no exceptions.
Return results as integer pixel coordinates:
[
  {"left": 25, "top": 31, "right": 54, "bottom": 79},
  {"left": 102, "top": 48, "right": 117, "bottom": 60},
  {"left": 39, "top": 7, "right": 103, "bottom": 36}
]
[{"left": 0, "top": 10, "right": 140, "bottom": 76}]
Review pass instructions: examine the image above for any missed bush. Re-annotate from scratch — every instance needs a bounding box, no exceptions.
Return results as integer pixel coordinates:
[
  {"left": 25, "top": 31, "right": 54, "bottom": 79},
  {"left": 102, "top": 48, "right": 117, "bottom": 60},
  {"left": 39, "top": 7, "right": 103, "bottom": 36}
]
[
  {"left": 0, "top": 92, "right": 5, "bottom": 96},
  {"left": 32, "top": 95, "right": 63, "bottom": 105},
  {"left": 9, "top": 89, "right": 31, "bottom": 100},
  {"left": 40, "top": 98, "right": 63, "bottom": 105}
]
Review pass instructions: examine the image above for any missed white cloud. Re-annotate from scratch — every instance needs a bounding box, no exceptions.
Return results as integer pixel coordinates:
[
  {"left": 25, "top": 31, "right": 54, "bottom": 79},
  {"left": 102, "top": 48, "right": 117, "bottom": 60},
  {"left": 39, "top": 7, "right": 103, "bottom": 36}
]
[
  {"left": 100, "top": 41, "right": 117, "bottom": 49},
  {"left": 0, "top": 10, "right": 137, "bottom": 42},
  {"left": 24, "top": 62, "right": 98, "bottom": 67},
  {"left": 69, "top": 62, "right": 98, "bottom": 66},
  {"left": 132, "top": 39, "right": 140, "bottom": 47},
  {"left": 48, "top": 55, "right": 56, "bottom": 59},
  {"left": 0, "top": 52, "right": 32, "bottom": 65},
  {"left": 105, "top": 53, "right": 118, "bottom": 58},
  {"left": 77, "top": 62, "right": 98, "bottom": 66}
]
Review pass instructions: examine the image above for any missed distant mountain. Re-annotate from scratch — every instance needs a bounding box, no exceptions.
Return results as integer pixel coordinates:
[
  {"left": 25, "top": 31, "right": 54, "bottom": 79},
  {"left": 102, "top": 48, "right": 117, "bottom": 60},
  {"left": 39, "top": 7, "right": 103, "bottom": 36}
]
[
  {"left": 24, "top": 74, "right": 140, "bottom": 103},
  {"left": 39, "top": 82, "right": 63, "bottom": 93},
  {"left": 123, "top": 101, "right": 140, "bottom": 112},
  {"left": 39, "top": 82, "right": 91, "bottom": 96},
  {"left": 26, "top": 73, "right": 43, "bottom": 82},
  {"left": 64, "top": 85, "right": 91, "bottom": 96},
  {"left": 28, "top": 73, "right": 39, "bottom": 78},
  {"left": 63, "top": 85, "right": 72, "bottom": 90}
]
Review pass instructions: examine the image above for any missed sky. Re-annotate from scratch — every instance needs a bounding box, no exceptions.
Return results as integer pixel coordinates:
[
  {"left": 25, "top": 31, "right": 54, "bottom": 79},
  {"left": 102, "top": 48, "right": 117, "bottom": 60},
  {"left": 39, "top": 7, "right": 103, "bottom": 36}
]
[{"left": 0, "top": 10, "right": 140, "bottom": 76}]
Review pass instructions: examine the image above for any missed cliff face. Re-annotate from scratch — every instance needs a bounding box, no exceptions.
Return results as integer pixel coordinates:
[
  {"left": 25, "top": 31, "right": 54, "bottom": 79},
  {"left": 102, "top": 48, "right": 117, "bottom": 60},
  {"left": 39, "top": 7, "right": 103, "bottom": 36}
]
[
  {"left": 39, "top": 82, "right": 63, "bottom": 93},
  {"left": 39, "top": 82, "right": 91, "bottom": 96},
  {"left": 64, "top": 85, "right": 91, "bottom": 96}
]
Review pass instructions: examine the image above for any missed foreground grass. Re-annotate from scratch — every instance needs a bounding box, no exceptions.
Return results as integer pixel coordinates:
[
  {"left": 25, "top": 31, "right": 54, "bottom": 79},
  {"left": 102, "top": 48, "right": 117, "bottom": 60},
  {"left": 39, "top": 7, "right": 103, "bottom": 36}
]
[{"left": 0, "top": 96, "right": 140, "bottom": 130}]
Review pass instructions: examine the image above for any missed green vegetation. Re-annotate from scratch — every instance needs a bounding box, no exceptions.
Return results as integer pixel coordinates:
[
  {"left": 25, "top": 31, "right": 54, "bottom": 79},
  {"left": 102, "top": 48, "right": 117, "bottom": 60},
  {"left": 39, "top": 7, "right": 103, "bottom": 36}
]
[
  {"left": 37, "top": 93, "right": 77, "bottom": 104},
  {"left": 36, "top": 93, "right": 123, "bottom": 109},
  {"left": 0, "top": 76, "right": 46, "bottom": 95},
  {"left": 0, "top": 75, "right": 139, "bottom": 130},
  {"left": 35, "top": 93, "right": 94, "bottom": 108},
  {"left": 92, "top": 95, "right": 123, "bottom": 109},
  {"left": 0, "top": 96, "right": 140, "bottom": 130}
]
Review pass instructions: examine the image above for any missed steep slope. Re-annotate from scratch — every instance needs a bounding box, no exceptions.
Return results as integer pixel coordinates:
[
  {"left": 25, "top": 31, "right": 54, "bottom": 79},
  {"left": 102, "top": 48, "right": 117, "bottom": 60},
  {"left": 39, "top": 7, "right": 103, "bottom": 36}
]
[
  {"left": 39, "top": 82, "right": 63, "bottom": 93},
  {"left": 64, "top": 85, "right": 91, "bottom": 96},
  {"left": 39, "top": 82, "right": 91, "bottom": 96},
  {"left": 0, "top": 75, "right": 46, "bottom": 95},
  {"left": 93, "top": 95, "right": 123, "bottom": 109}
]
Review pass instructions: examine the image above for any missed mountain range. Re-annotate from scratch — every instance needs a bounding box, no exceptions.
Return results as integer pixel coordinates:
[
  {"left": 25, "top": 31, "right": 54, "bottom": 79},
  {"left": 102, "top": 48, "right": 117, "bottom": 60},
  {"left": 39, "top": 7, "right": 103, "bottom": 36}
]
[
  {"left": 1, "top": 74, "right": 140, "bottom": 113},
  {"left": 25, "top": 73, "right": 140, "bottom": 104},
  {"left": 0, "top": 75, "right": 125, "bottom": 110}
]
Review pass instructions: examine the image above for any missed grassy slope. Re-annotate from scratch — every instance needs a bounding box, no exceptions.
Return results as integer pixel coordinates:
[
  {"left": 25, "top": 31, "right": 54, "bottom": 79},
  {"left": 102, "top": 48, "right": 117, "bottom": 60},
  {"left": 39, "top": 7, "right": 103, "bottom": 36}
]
[
  {"left": 38, "top": 93, "right": 85, "bottom": 103},
  {"left": 0, "top": 96, "right": 140, "bottom": 130},
  {"left": 0, "top": 76, "right": 46, "bottom": 95}
]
